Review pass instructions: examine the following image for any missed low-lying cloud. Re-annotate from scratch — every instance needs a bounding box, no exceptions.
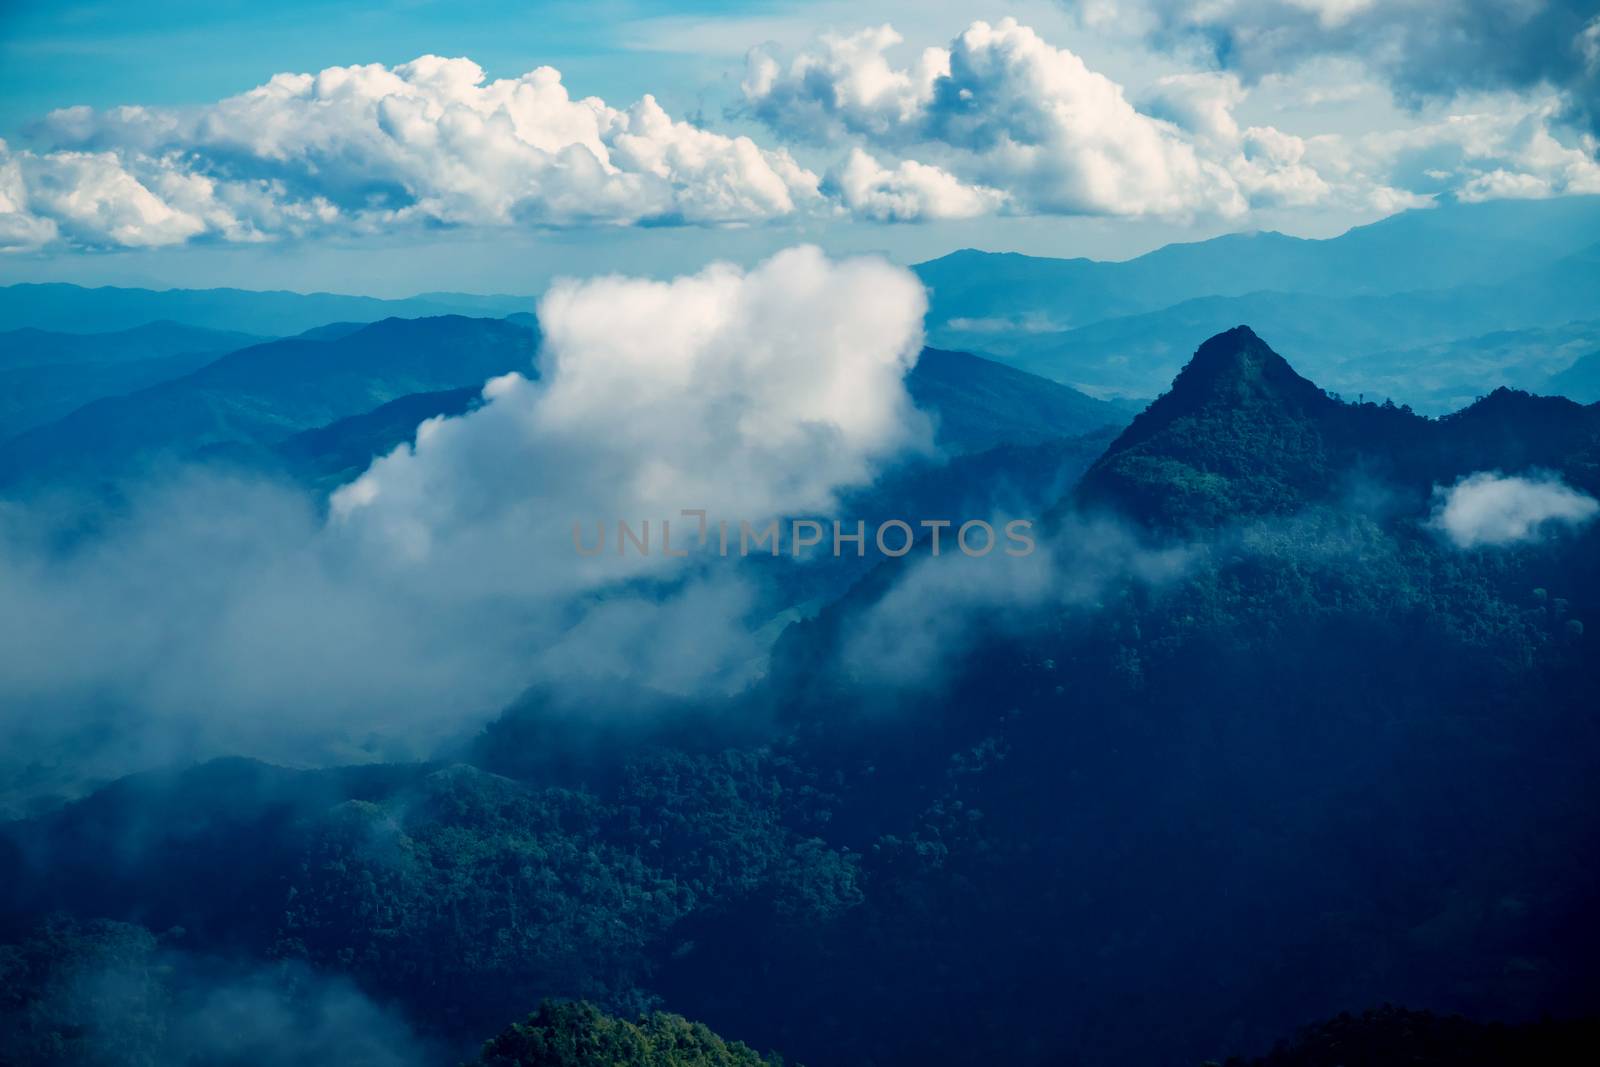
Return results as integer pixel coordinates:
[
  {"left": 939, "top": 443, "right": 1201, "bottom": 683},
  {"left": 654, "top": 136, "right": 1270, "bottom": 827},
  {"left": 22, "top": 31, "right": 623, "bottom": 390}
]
[
  {"left": 0, "top": 247, "right": 929, "bottom": 797},
  {"left": 1428, "top": 470, "right": 1600, "bottom": 548},
  {"left": 840, "top": 511, "right": 1194, "bottom": 687},
  {"left": 0, "top": 930, "right": 434, "bottom": 1067}
]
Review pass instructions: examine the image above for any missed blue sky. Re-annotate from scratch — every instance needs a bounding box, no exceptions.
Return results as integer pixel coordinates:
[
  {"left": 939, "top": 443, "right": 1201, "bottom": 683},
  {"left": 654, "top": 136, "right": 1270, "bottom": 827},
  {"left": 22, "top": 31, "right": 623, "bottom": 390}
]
[
  {"left": 2, "top": 0, "right": 1597, "bottom": 294},
  {"left": 0, "top": 1, "right": 746, "bottom": 127}
]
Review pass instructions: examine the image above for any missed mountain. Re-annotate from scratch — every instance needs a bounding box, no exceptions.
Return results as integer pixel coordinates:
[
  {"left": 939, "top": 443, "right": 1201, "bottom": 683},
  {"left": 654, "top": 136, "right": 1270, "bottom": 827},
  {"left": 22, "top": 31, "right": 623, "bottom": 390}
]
[
  {"left": 0, "top": 321, "right": 265, "bottom": 371},
  {"left": 1336, "top": 320, "right": 1600, "bottom": 412},
  {"left": 917, "top": 198, "right": 1600, "bottom": 407},
  {"left": 1074, "top": 325, "right": 1375, "bottom": 528},
  {"left": 4, "top": 325, "right": 1599, "bottom": 1067},
  {"left": 2, "top": 354, "right": 219, "bottom": 440},
  {"left": 269, "top": 385, "right": 485, "bottom": 493},
  {"left": 1009, "top": 288, "right": 1418, "bottom": 397},
  {"left": 981, "top": 243, "right": 1600, "bottom": 404},
  {"left": 748, "top": 325, "right": 1600, "bottom": 1066},
  {"left": 0, "top": 315, "right": 539, "bottom": 491},
  {"left": 0, "top": 283, "right": 531, "bottom": 336},
  {"left": 1548, "top": 347, "right": 1600, "bottom": 403},
  {"left": 907, "top": 347, "right": 1125, "bottom": 453},
  {"left": 917, "top": 196, "right": 1600, "bottom": 340},
  {"left": 1076, "top": 326, "right": 1600, "bottom": 529},
  {"left": 0, "top": 321, "right": 268, "bottom": 437}
]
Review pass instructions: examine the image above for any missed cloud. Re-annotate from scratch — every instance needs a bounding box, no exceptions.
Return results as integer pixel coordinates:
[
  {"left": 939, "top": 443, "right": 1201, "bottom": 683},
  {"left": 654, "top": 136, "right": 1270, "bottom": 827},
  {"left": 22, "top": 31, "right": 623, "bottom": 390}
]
[
  {"left": 825, "top": 147, "right": 1008, "bottom": 220},
  {"left": 841, "top": 511, "right": 1193, "bottom": 687},
  {"left": 1315, "top": 97, "right": 1600, "bottom": 204},
  {"left": 1141, "top": 72, "right": 1334, "bottom": 206},
  {"left": 0, "top": 924, "right": 433, "bottom": 1067},
  {"left": 0, "top": 247, "right": 930, "bottom": 794},
  {"left": 6, "top": 20, "right": 1594, "bottom": 248},
  {"left": 1120, "top": 0, "right": 1600, "bottom": 137},
  {"left": 160, "top": 960, "right": 433, "bottom": 1067},
  {"left": 1, "top": 55, "right": 823, "bottom": 250},
  {"left": 741, "top": 18, "right": 1404, "bottom": 219},
  {"left": 742, "top": 24, "right": 951, "bottom": 143},
  {"left": 331, "top": 244, "right": 930, "bottom": 580},
  {"left": 9, "top": 149, "right": 249, "bottom": 249},
  {"left": 0, "top": 141, "right": 60, "bottom": 251},
  {"left": 1428, "top": 471, "right": 1600, "bottom": 548}
]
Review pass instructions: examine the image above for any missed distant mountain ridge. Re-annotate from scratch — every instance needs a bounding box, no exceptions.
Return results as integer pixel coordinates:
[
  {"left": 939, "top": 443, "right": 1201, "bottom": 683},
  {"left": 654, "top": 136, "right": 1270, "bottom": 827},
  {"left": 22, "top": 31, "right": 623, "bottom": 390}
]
[
  {"left": 1549, "top": 347, "right": 1600, "bottom": 403},
  {"left": 0, "top": 321, "right": 269, "bottom": 437},
  {"left": 0, "top": 321, "right": 265, "bottom": 370},
  {"left": 0, "top": 283, "right": 531, "bottom": 336},
  {"left": 917, "top": 196, "right": 1600, "bottom": 336},
  {"left": 268, "top": 386, "right": 486, "bottom": 494},
  {"left": 907, "top": 347, "right": 1123, "bottom": 454},
  {"left": 917, "top": 197, "right": 1600, "bottom": 408},
  {"left": 0, "top": 315, "right": 541, "bottom": 490},
  {"left": 944, "top": 241, "right": 1600, "bottom": 404}
]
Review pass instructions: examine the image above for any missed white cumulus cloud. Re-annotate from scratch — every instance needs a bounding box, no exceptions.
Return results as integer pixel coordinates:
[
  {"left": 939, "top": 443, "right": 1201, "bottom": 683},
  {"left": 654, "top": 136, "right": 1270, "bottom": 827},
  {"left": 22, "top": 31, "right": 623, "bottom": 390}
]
[
  {"left": 1319, "top": 96, "right": 1600, "bottom": 205},
  {"left": 741, "top": 18, "right": 1384, "bottom": 220},
  {"left": 0, "top": 140, "right": 60, "bottom": 251},
  {"left": 1142, "top": 72, "right": 1334, "bottom": 207},
  {"left": 331, "top": 244, "right": 930, "bottom": 588},
  {"left": 1429, "top": 471, "right": 1600, "bottom": 548},
  {"left": 6, "top": 19, "right": 1593, "bottom": 248},
  {"left": 1, "top": 55, "right": 824, "bottom": 250},
  {"left": 826, "top": 147, "right": 1007, "bottom": 221},
  {"left": 743, "top": 24, "right": 951, "bottom": 143}
]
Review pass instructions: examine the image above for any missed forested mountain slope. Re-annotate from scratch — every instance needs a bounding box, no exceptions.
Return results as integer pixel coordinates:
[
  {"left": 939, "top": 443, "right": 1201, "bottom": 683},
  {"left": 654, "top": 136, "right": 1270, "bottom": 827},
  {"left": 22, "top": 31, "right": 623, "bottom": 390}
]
[{"left": 0, "top": 315, "right": 540, "bottom": 490}]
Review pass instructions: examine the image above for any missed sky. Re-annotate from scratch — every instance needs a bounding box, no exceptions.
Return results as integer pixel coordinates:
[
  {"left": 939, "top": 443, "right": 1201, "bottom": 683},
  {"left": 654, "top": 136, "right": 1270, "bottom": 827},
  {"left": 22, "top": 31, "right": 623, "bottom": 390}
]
[{"left": 1, "top": 0, "right": 1598, "bottom": 295}]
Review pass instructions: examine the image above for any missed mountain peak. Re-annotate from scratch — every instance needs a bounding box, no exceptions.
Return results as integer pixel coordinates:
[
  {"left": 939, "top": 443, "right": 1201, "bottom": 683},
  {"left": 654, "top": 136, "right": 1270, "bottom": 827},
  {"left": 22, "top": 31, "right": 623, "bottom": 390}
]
[
  {"left": 1072, "top": 328, "right": 1343, "bottom": 528},
  {"left": 1074, "top": 325, "right": 1600, "bottom": 531},
  {"left": 1193, "top": 322, "right": 1264, "bottom": 356},
  {"left": 1106, "top": 326, "right": 1331, "bottom": 455},
  {"left": 1168, "top": 325, "right": 1324, "bottom": 404}
]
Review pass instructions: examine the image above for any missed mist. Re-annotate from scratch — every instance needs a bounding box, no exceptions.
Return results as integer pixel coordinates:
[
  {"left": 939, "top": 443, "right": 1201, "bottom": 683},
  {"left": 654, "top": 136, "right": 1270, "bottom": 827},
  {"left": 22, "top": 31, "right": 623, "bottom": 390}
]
[
  {"left": 0, "top": 919, "right": 440, "bottom": 1067},
  {"left": 839, "top": 510, "right": 1196, "bottom": 689},
  {"left": 0, "top": 247, "right": 932, "bottom": 804}
]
